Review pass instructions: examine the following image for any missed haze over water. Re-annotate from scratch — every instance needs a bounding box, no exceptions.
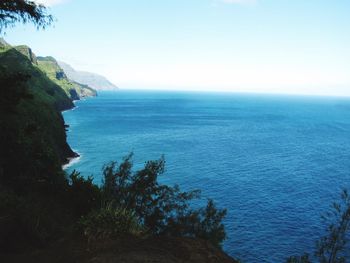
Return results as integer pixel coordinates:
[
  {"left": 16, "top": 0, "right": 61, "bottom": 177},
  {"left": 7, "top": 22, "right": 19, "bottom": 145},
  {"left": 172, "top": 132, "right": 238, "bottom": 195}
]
[{"left": 63, "top": 90, "right": 350, "bottom": 262}]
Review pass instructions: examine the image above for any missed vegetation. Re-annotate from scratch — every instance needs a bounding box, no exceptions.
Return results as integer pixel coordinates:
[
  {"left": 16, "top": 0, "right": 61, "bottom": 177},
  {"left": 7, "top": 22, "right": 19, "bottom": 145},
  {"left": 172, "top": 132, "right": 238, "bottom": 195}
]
[
  {"left": 79, "top": 205, "right": 143, "bottom": 243},
  {"left": 0, "top": 0, "right": 52, "bottom": 33},
  {"left": 1, "top": 1, "right": 349, "bottom": 262},
  {"left": 0, "top": 3, "right": 228, "bottom": 261},
  {"left": 97, "top": 154, "right": 227, "bottom": 247},
  {"left": 37, "top": 56, "right": 97, "bottom": 100},
  {"left": 0, "top": 44, "right": 75, "bottom": 191},
  {"left": 2, "top": 38, "right": 350, "bottom": 262}
]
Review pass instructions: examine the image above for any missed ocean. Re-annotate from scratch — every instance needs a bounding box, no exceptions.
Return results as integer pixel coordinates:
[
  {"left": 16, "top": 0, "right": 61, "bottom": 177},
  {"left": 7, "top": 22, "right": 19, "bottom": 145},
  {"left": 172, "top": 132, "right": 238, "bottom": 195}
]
[{"left": 63, "top": 90, "right": 350, "bottom": 262}]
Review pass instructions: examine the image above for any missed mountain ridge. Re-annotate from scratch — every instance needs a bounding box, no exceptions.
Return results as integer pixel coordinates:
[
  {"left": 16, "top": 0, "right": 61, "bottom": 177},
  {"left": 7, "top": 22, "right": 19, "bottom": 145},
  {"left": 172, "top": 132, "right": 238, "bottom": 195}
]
[
  {"left": 37, "top": 56, "right": 97, "bottom": 100},
  {"left": 58, "top": 61, "right": 118, "bottom": 91}
]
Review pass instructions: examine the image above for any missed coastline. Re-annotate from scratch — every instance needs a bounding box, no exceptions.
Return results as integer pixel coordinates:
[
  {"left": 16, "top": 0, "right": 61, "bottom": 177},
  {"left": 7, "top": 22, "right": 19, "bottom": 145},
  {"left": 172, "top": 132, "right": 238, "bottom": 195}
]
[
  {"left": 62, "top": 153, "right": 81, "bottom": 170},
  {"left": 61, "top": 101, "right": 81, "bottom": 170},
  {"left": 61, "top": 92, "right": 98, "bottom": 170},
  {"left": 62, "top": 104, "right": 79, "bottom": 113}
]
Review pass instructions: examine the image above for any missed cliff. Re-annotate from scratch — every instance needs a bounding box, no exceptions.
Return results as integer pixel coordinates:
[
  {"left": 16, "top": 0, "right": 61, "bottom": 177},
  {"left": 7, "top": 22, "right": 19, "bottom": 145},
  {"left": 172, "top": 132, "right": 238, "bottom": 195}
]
[
  {"left": 37, "top": 56, "right": 97, "bottom": 100},
  {"left": 58, "top": 61, "right": 118, "bottom": 90},
  {"left": 14, "top": 45, "right": 38, "bottom": 65},
  {"left": 0, "top": 45, "right": 76, "bottom": 166}
]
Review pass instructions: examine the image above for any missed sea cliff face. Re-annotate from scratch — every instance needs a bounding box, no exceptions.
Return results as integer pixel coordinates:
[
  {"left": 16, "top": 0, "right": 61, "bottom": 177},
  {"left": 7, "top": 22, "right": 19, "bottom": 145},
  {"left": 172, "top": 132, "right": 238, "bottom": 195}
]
[
  {"left": 0, "top": 43, "right": 97, "bottom": 165},
  {"left": 0, "top": 45, "right": 76, "bottom": 168}
]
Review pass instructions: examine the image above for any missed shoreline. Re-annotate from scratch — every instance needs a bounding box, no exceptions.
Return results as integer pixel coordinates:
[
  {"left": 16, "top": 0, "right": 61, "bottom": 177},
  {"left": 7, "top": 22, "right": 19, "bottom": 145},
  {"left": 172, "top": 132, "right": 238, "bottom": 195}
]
[
  {"left": 62, "top": 153, "right": 81, "bottom": 170},
  {"left": 61, "top": 101, "right": 81, "bottom": 170},
  {"left": 61, "top": 93, "right": 98, "bottom": 170},
  {"left": 62, "top": 104, "right": 79, "bottom": 114}
]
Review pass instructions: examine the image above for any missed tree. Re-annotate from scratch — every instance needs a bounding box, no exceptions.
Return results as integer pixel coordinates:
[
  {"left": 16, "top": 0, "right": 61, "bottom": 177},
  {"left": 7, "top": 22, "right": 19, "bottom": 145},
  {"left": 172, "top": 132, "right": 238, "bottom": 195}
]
[
  {"left": 0, "top": 0, "right": 52, "bottom": 33},
  {"left": 99, "top": 154, "right": 227, "bottom": 247}
]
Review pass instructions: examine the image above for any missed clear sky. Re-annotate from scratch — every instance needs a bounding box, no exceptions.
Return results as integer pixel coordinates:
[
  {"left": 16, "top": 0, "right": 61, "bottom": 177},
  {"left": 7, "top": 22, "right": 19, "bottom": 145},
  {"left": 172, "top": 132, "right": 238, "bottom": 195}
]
[{"left": 3, "top": 0, "right": 350, "bottom": 96}]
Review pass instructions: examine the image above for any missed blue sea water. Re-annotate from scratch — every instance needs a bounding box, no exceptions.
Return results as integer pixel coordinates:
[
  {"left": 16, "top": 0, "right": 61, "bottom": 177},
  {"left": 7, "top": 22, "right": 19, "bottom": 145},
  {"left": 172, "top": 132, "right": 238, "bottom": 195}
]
[{"left": 63, "top": 90, "right": 350, "bottom": 262}]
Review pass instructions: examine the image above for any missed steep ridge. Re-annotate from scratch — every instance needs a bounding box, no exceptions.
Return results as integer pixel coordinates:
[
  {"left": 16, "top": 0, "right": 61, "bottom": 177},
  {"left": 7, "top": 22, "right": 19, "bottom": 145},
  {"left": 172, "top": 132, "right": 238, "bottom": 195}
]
[
  {"left": 0, "top": 44, "right": 76, "bottom": 173},
  {"left": 37, "top": 56, "right": 97, "bottom": 100},
  {"left": 14, "top": 45, "right": 38, "bottom": 64},
  {"left": 0, "top": 41, "right": 85, "bottom": 254},
  {"left": 58, "top": 61, "right": 118, "bottom": 90}
]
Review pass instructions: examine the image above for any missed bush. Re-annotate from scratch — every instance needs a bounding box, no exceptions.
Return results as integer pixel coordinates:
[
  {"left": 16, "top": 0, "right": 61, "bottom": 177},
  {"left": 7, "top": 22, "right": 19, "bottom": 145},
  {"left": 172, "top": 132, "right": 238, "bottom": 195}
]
[
  {"left": 0, "top": 187, "right": 70, "bottom": 252},
  {"left": 79, "top": 204, "right": 143, "bottom": 243},
  {"left": 101, "top": 154, "right": 227, "bottom": 247},
  {"left": 68, "top": 170, "right": 101, "bottom": 217}
]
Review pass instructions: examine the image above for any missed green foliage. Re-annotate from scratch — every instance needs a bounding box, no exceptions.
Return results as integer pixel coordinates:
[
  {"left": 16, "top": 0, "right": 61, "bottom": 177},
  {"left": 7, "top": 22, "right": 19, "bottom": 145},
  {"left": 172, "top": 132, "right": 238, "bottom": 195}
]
[
  {"left": 164, "top": 198, "right": 227, "bottom": 247},
  {"left": 37, "top": 56, "right": 97, "bottom": 100},
  {"left": 0, "top": 67, "right": 32, "bottom": 113},
  {"left": 0, "top": 187, "right": 73, "bottom": 252},
  {"left": 0, "top": 46, "right": 75, "bottom": 192},
  {"left": 68, "top": 171, "right": 101, "bottom": 217},
  {"left": 79, "top": 204, "right": 143, "bottom": 243},
  {"left": 196, "top": 199, "right": 227, "bottom": 246},
  {"left": 101, "top": 154, "right": 227, "bottom": 247},
  {"left": 0, "top": 46, "right": 74, "bottom": 110},
  {"left": 0, "top": 44, "right": 85, "bottom": 252},
  {"left": 0, "top": 0, "right": 52, "bottom": 33}
]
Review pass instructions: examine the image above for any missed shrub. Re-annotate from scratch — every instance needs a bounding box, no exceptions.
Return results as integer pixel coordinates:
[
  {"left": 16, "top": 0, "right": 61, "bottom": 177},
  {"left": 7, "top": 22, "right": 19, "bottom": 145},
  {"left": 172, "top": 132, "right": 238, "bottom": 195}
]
[
  {"left": 79, "top": 204, "right": 143, "bottom": 243},
  {"left": 0, "top": 187, "right": 70, "bottom": 252},
  {"left": 68, "top": 170, "right": 101, "bottom": 217},
  {"left": 101, "top": 154, "right": 227, "bottom": 247}
]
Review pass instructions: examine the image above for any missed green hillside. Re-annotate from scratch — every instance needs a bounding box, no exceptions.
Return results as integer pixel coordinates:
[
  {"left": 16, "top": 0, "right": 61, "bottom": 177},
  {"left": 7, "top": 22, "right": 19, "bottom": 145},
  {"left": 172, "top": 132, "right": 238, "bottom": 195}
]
[
  {"left": 37, "top": 56, "right": 97, "bottom": 100},
  {"left": 58, "top": 61, "right": 118, "bottom": 91},
  {"left": 0, "top": 44, "right": 76, "bottom": 180},
  {"left": 1, "top": 47, "right": 72, "bottom": 110},
  {"left": 0, "top": 42, "right": 81, "bottom": 251}
]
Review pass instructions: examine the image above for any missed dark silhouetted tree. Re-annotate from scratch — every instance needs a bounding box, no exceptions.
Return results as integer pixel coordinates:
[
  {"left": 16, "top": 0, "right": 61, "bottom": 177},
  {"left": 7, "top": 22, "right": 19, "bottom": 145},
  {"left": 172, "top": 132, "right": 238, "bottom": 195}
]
[
  {"left": 0, "top": 0, "right": 52, "bottom": 33},
  {"left": 100, "top": 154, "right": 227, "bottom": 247}
]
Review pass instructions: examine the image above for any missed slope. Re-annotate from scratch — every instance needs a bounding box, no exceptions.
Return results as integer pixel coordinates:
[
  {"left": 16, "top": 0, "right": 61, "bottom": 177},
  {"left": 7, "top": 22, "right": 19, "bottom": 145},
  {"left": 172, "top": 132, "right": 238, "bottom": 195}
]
[
  {"left": 37, "top": 56, "right": 97, "bottom": 100},
  {"left": 58, "top": 61, "right": 118, "bottom": 90}
]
